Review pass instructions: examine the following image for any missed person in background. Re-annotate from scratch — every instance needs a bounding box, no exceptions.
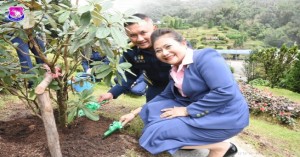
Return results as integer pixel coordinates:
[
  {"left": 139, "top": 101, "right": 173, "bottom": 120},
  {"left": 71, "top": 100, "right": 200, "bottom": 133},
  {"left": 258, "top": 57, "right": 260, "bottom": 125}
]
[
  {"left": 119, "top": 28, "right": 249, "bottom": 156},
  {"left": 83, "top": 50, "right": 147, "bottom": 96},
  {"left": 1, "top": 16, "right": 45, "bottom": 73},
  {"left": 11, "top": 36, "right": 45, "bottom": 73},
  {"left": 98, "top": 13, "right": 171, "bottom": 103}
]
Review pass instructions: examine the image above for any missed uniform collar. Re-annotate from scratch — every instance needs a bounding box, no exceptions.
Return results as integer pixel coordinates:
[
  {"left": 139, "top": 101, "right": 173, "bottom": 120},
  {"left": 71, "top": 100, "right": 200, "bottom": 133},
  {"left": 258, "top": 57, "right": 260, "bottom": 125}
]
[{"left": 176, "top": 48, "right": 194, "bottom": 72}]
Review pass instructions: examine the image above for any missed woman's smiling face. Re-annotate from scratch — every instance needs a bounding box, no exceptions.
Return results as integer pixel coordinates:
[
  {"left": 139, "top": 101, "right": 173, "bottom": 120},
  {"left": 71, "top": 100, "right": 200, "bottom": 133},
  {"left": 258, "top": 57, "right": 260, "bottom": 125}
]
[{"left": 153, "top": 35, "right": 187, "bottom": 66}]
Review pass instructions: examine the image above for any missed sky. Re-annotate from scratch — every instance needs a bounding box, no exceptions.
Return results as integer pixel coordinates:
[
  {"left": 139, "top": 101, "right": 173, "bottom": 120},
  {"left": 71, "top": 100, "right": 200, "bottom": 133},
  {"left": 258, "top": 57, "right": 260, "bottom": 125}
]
[{"left": 71, "top": 0, "right": 142, "bottom": 13}]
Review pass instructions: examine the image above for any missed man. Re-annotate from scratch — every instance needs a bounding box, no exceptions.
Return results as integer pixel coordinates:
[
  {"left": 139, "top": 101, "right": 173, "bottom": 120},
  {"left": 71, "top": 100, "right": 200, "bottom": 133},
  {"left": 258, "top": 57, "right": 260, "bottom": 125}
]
[{"left": 98, "top": 13, "right": 171, "bottom": 102}]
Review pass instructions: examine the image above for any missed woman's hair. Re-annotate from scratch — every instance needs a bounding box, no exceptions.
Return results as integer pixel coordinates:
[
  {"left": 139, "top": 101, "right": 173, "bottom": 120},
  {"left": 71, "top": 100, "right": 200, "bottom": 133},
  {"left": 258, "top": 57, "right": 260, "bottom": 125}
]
[{"left": 150, "top": 28, "right": 184, "bottom": 46}]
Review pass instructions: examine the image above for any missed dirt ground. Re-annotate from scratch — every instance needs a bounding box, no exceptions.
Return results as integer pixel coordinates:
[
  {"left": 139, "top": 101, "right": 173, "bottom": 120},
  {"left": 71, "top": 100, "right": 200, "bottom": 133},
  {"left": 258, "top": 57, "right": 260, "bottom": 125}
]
[{"left": 0, "top": 99, "right": 156, "bottom": 157}]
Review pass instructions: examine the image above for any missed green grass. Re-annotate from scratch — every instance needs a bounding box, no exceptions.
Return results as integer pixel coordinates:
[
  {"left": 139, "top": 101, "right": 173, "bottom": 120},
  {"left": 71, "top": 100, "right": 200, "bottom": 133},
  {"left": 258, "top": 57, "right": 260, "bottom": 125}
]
[
  {"left": 240, "top": 116, "right": 300, "bottom": 157},
  {"left": 92, "top": 82, "right": 146, "bottom": 136},
  {"left": 0, "top": 93, "right": 18, "bottom": 109},
  {"left": 254, "top": 85, "right": 300, "bottom": 104}
]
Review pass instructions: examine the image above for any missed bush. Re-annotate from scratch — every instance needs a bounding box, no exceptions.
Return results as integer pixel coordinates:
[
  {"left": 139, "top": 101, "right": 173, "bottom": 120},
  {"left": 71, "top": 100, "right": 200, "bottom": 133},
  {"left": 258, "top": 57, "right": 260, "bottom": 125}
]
[
  {"left": 249, "top": 78, "right": 270, "bottom": 86},
  {"left": 239, "top": 82, "right": 300, "bottom": 126}
]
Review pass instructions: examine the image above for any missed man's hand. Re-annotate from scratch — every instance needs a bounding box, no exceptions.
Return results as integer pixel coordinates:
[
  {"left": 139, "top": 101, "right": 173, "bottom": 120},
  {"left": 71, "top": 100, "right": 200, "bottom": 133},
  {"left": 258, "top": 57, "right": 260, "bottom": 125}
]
[
  {"left": 119, "top": 113, "right": 135, "bottom": 126},
  {"left": 98, "top": 93, "right": 113, "bottom": 104},
  {"left": 160, "top": 107, "right": 188, "bottom": 119}
]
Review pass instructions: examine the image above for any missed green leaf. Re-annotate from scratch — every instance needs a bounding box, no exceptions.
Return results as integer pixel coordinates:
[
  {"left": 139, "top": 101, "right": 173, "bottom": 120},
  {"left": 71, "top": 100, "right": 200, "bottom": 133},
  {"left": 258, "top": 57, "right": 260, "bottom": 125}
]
[
  {"left": 95, "top": 64, "right": 111, "bottom": 73},
  {"left": 58, "top": 11, "right": 70, "bottom": 23},
  {"left": 82, "top": 107, "right": 99, "bottom": 121},
  {"left": 22, "top": 11, "right": 35, "bottom": 29},
  {"left": 67, "top": 107, "right": 78, "bottom": 124},
  {"left": 78, "top": 5, "right": 93, "bottom": 14},
  {"left": 104, "top": 72, "right": 113, "bottom": 86},
  {"left": 80, "top": 11, "right": 91, "bottom": 26},
  {"left": 118, "top": 62, "right": 132, "bottom": 69},
  {"left": 95, "top": 27, "right": 110, "bottom": 39},
  {"left": 45, "top": 13, "right": 57, "bottom": 29},
  {"left": 99, "top": 40, "right": 114, "bottom": 58},
  {"left": 110, "top": 27, "right": 128, "bottom": 47},
  {"left": 18, "top": 74, "right": 36, "bottom": 79},
  {"left": 95, "top": 68, "right": 112, "bottom": 79},
  {"left": 91, "top": 10, "right": 102, "bottom": 26},
  {"left": 70, "top": 13, "right": 80, "bottom": 26}
]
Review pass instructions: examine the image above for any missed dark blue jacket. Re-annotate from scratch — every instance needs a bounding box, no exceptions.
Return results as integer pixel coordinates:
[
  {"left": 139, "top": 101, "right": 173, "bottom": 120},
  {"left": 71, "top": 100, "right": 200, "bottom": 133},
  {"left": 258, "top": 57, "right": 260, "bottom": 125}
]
[{"left": 109, "top": 46, "right": 171, "bottom": 98}]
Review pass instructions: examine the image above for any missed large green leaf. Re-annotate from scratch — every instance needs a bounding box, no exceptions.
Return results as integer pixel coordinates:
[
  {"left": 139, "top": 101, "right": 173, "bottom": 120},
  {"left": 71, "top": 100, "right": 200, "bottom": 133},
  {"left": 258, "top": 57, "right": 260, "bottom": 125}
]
[
  {"left": 110, "top": 27, "right": 127, "bottom": 48},
  {"left": 58, "top": 11, "right": 70, "bottom": 23},
  {"left": 98, "top": 40, "right": 114, "bottom": 58},
  {"left": 78, "top": 5, "right": 93, "bottom": 14},
  {"left": 82, "top": 107, "right": 99, "bottom": 121},
  {"left": 91, "top": 10, "right": 102, "bottom": 26},
  {"left": 95, "top": 68, "right": 112, "bottom": 79},
  {"left": 70, "top": 13, "right": 80, "bottom": 26},
  {"left": 80, "top": 11, "right": 91, "bottom": 26},
  {"left": 95, "top": 27, "right": 110, "bottom": 39},
  {"left": 23, "top": 11, "right": 35, "bottom": 29},
  {"left": 118, "top": 62, "right": 132, "bottom": 69},
  {"left": 45, "top": 13, "right": 57, "bottom": 29},
  {"left": 67, "top": 107, "right": 78, "bottom": 124}
]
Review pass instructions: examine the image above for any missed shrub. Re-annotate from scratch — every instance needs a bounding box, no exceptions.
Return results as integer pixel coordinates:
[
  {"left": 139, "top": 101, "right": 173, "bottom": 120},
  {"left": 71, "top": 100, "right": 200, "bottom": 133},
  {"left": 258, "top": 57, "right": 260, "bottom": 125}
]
[
  {"left": 239, "top": 82, "right": 300, "bottom": 126},
  {"left": 249, "top": 78, "right": 270, "bottom": 86}
]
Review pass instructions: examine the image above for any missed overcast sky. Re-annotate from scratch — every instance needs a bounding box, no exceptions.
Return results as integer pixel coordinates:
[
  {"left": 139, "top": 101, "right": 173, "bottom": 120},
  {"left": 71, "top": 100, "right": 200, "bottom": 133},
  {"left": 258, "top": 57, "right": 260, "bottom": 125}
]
[{"left": 71, "top": 0, "right": 142, "bottom": 13}]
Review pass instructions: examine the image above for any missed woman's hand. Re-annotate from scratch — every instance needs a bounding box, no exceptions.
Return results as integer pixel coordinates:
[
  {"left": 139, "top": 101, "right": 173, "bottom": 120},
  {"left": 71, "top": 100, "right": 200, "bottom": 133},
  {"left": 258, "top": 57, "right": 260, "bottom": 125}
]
[
  {"left": 119, "top": 113, "right": 135, "bottom": 126},
  {"left": 160, "top": 107, "right": 188, "bottom": 119}
]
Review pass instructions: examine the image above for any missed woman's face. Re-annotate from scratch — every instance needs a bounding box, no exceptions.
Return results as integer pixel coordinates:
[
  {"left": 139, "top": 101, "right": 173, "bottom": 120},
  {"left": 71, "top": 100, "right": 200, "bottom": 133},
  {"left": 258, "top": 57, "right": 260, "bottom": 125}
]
[{"left": 153, "top": 35, "right": 187, "bottom": 66}]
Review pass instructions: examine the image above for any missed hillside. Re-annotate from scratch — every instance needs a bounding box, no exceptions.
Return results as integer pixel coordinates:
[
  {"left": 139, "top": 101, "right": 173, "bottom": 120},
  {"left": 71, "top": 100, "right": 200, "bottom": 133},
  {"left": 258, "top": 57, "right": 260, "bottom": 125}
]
[{"left": 177, "top": 26, "right": 265, "bottom": 50}]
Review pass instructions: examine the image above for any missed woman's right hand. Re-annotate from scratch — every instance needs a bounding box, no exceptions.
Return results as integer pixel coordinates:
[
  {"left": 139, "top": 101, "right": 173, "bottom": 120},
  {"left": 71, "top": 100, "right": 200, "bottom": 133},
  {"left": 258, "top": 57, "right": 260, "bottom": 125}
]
[{"left": 119, "top": 113, "right": 135, "bottom": 126}]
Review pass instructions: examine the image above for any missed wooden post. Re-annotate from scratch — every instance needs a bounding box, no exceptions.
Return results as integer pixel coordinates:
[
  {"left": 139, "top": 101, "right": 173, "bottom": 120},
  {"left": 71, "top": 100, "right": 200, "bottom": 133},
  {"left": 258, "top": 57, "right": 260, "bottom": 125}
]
[{"left": 35, "top": 73, "right": 62, "bottom": 157}]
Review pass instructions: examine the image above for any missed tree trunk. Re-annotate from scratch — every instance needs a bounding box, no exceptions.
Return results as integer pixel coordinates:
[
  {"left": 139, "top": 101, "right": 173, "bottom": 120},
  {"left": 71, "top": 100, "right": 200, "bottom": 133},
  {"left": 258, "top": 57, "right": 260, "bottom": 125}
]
[
  {"left": 35, "top": 73, "right": 62, "bottom": 157},
  {"left": 57, "top": 88, "right": 68, "bottom": 127}
]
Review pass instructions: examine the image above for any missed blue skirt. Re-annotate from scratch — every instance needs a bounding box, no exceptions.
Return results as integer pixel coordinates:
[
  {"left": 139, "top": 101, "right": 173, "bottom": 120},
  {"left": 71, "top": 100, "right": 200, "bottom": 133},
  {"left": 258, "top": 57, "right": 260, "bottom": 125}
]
[{"left": 138, "top": 99, "right": 244, "bottom": 155}]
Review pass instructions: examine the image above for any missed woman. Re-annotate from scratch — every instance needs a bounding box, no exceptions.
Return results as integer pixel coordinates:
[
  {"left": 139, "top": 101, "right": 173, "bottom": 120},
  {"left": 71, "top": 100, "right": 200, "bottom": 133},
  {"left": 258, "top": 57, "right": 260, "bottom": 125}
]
[{"left": 119, "top": 28, "right": 249, "bottom": 157}]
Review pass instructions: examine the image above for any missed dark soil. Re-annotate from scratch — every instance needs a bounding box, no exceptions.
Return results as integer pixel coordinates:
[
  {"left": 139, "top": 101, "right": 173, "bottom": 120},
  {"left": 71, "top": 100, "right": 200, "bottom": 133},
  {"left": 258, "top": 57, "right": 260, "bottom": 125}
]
[{"left": 0, "top": 100, "right": 153, "bottom": 157}]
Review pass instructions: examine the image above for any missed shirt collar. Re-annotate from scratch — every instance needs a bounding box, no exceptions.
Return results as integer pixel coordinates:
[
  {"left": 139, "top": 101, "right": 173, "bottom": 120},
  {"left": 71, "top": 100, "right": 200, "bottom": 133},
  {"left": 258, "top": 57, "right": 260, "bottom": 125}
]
[{"left": 175, "top": 48, "right": 194, "bottom": 72}]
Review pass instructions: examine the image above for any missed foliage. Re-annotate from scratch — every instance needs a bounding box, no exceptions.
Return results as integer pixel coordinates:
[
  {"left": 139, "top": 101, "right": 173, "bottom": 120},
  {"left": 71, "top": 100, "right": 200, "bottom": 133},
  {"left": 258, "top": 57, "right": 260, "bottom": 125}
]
[
  {"left": 240, "top": 82, "right": 300, "bottom": 126},
  {"left": 138, "top": 0, "right": 300, "bottom": 47},
  {"left": 249, "top": 78, "right": 270, "bottom": 86},
  {"left": 0, "top": 0, "right": 135, "bottom": 126},
  {"left": 249, "top": 45, "right": 298, "bottom": 88},
  {"left": 67, "top": 89, "right": 99, "bottom": 123},
  {"left": 281, "top": 52, "right": 300, "bottom": 93}
]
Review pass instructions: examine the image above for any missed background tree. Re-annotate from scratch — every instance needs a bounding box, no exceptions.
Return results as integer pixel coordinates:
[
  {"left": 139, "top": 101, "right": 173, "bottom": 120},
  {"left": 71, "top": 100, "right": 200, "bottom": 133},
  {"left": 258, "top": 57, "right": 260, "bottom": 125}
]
[{"left": 251, "top": 45, "right": 298, "bottom": 88}]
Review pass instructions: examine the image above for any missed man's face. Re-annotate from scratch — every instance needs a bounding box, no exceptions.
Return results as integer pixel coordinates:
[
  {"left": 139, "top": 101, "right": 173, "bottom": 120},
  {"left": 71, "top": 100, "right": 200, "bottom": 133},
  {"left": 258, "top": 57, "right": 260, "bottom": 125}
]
[{"left": 125, "top": 20, "right": 156, "bottom": 49}]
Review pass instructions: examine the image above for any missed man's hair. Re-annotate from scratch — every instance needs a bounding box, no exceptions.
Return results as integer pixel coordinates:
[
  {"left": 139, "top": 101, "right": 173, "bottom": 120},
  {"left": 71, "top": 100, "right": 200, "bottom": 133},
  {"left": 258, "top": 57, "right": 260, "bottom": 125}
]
[{"left": 124, "top": 13, "right": 152, "bottom": 27}]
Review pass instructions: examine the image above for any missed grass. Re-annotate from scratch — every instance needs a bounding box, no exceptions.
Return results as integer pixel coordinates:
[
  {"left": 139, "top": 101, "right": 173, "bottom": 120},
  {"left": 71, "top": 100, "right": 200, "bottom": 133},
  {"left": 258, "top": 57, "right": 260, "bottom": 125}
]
[
  {"left": 254, "top": 85, "right": 300, "bottom": 104},
  {"left": 240, "top": 116, "right": 300, "bottom": 157},
  {"left": 92, "top": 82, "right": 146, "bottom": 136},
  {"left": 0, "top": 93, "right": 18, "bottom": 109}
]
